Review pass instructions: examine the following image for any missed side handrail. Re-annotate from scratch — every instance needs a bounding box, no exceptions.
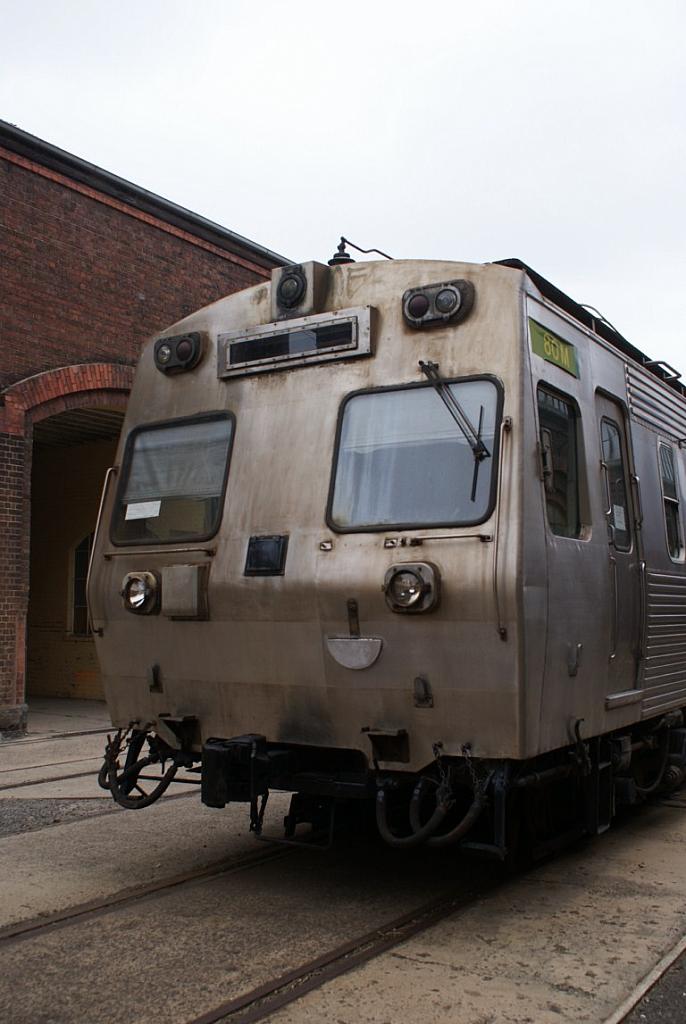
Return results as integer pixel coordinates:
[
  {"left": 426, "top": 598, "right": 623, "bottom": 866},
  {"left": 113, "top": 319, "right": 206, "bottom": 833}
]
[
  {"left": 630, "top": 473, "right": 644, "bottom": 529},
  {"left": 608, "top": 555, "right": 618, "bottom": 661},
  {"left": 493, "top": 416, "right": 513, "bottom": 640},
  {"left": 637, "top": 559, "right": 647, "bottom": 664},
  {"left": 630, "top": 473, "right": 647, "bottom": 665},
  {"left": 86, "top": 466, "right": 117, "bottom": 635}
]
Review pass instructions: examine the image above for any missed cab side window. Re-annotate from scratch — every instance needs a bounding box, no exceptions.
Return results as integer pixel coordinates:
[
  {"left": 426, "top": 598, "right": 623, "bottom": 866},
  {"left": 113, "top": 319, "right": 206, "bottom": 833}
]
[
  {"left": 659, "top": 443, "right": 684, "bottom": 560},
  {"left": 537, "top": 386, "right": 581, "bottom": 538}
]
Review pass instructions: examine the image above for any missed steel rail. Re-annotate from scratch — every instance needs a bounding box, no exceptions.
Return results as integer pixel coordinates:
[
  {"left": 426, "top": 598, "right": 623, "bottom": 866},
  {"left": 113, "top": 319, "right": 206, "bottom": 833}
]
[
  {"left": 602, "top": 932, "right": 686, "bottom": 1024},
  {"left": 8, "top": 727, "right": 112, "bottom": 745},
  {"left": 0, "top": 845, "right": 292, "bottom": 947},
  {"left": 0, "top": 755, "right": 100, "bottom": 774},
  {"left": 0, "top": 769, "right": 100, "bottom": 793},
  {"left": 183, "top": 796, "right": 686, "bottom": 1024},
  {"left": 182, "top": 881, "right": 498, "bottom": 1024}
]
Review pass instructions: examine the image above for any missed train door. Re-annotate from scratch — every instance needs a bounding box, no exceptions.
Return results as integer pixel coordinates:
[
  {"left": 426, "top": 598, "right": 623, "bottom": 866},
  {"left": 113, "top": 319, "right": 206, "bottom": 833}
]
[{"left": 595, "top": 393, "right": 641, "bottom": 691}]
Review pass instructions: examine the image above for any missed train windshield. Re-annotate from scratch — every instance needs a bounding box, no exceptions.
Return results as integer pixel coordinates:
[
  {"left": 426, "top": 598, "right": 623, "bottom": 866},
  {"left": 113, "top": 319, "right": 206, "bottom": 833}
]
[
  {"left": 330, "top": 378, "right": 499, "bottom": 529},
  {"left": 111, "top": 415, "right": 233, "bottom": 544}
]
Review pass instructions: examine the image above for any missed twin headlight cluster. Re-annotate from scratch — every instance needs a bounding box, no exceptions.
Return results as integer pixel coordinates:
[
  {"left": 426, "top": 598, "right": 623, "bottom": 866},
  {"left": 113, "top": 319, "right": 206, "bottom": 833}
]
[{"left": 154, "top": 332, "right": 204, "bottom": 374}]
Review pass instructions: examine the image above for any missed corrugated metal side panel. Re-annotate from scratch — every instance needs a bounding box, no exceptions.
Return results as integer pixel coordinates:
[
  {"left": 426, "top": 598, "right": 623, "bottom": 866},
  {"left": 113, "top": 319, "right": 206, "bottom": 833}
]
[
  {"left": 626, "top": 365, "right": 686, "bottom": 440},
  {"left": 641, "top": 572, "right": 686, "bottom": 715}
]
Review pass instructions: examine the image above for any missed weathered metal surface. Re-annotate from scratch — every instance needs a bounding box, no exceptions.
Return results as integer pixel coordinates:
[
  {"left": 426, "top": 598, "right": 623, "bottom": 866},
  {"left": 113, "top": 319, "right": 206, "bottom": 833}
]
[{"left": 88, "top": 257, "right": 686, "bottom": 773}]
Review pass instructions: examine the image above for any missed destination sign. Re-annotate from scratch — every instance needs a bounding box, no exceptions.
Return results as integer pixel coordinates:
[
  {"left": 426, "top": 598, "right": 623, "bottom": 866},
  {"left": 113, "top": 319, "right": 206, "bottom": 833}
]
[{"left": 529, "top": 319, "right": 579, "bottom": 378}]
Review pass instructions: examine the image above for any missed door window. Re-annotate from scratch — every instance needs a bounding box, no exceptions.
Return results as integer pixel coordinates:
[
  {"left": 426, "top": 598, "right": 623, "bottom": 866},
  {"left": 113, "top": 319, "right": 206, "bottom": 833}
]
[
  {"left": 659, "top": 443, "right": 684, "bottom": 560},
  {"left": 537, "top": 387, "right": 581, "bottom": 538},
  {"left": 600, "top": 418, "right": 631, "bottom": 551}
]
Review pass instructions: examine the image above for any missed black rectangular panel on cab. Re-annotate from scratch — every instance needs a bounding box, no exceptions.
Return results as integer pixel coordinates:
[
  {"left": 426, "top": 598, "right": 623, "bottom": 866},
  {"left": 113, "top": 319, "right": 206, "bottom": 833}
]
[{"left": 244, "top": 535, "right": 289, "bottom": 576}]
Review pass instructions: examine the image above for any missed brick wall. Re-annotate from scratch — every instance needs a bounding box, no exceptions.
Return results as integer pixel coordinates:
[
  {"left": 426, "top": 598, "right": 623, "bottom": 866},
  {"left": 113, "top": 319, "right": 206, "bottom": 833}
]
[
  {"left": 0, "top": 141, "right": 280, "bottom": 729},
  {"left": 0, "top": 433, "right": 29, "bottom": 723},
  {"left": 0, "top": 151, "right": 269, "bottom": 389}
]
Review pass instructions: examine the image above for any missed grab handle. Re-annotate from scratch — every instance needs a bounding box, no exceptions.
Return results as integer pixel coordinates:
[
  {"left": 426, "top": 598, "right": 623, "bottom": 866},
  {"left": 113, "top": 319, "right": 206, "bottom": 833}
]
[
  {"left": 608, "top": 555, "right": 618, "bottom": 661},
  {"left": 86, "top": 466, "right": 117, "bottom": 634}
]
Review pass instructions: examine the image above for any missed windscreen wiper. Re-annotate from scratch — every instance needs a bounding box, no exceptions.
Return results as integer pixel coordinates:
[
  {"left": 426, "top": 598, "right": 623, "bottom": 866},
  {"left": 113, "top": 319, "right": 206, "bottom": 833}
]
[{"left": 418, "top": 361, "right": 490, "bottom": 462}]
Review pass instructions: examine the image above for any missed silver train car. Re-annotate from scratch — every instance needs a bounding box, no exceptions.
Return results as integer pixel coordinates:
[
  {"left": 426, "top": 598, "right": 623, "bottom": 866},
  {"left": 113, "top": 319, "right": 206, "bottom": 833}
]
[{"left": 88, "top": 250, "right": 686, "bottom": 858}]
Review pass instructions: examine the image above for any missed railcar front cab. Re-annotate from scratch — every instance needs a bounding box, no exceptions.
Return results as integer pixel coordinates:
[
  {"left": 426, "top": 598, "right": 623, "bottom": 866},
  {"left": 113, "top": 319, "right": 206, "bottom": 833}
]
[
  {"left": 95, "top": 256, "right": 686, "bottom": 859},
  {"left": 97, "top": 258, "right": 507, "bottom": 850}
]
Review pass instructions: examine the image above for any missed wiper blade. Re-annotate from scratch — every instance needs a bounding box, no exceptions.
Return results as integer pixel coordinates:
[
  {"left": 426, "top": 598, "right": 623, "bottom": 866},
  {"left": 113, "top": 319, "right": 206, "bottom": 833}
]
[{"left": 418, "top": 360, "right": 490, "bottom": 462}]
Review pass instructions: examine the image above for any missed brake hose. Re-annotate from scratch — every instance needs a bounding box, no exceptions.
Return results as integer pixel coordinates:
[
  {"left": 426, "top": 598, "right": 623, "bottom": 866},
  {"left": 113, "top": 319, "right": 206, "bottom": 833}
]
[
  {"left": 375, "top": 778, "right": 451, "bottom": 848},
  {"left": 409, "top": 774, "right": 485, "bottom": 848}
]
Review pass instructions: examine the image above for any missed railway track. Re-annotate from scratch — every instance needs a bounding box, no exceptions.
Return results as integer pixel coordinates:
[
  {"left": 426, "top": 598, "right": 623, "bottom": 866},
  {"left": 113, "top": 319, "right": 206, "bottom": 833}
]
[
  {"left": 0, "top": 844, "right": 293, "bottom": 947},
  {"left": 0, "top": 833, "right": 498, "bottom": 1024},
  {"left": 0, "top": 755, "right": 99, "bottom": 774},
  {"left": 0, "top": 768, "right": 101, "bottom": 792},
  {"left": 1, "top": 796, "right": 684, "bottom": 1023},
  {"left": 184, "top": 882, "right": 493, "bottom": 1024}
]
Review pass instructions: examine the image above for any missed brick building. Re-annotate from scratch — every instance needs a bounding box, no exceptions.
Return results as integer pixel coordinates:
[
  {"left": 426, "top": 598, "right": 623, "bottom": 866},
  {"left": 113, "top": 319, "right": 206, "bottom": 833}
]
[{"left": 0, "top": 120, "right": 287, "bottom": 731}]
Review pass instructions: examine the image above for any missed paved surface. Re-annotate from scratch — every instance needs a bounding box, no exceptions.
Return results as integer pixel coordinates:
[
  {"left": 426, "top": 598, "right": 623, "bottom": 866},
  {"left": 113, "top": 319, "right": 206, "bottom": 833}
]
[
  {"left": 266, "top": 803, "right": 686, "bottom": 1024},
  {"left": 1, "top": 699, "right": 686, "bottom": 1023},
  {"left": 0, "top": 796, "right": 120, "bottom": 837},
  {"left": 20, "top": 697, "right": 112, "bottom": 737}
]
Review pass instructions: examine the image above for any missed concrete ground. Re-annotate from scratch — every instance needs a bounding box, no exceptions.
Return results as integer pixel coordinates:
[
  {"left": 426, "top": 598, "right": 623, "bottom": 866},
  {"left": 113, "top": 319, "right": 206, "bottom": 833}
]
[
  {"left": 21, "top": 696, "right": 113, "bottom": 738},
  {"left": 2, "top": 699, "right": 686, "bottom": 1023}
]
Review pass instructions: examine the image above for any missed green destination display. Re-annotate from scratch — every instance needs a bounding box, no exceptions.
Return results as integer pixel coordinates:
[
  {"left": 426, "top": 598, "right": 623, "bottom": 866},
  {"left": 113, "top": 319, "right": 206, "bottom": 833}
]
[{"left": 529, "top": 319, "right": 579, "bottom": 377}]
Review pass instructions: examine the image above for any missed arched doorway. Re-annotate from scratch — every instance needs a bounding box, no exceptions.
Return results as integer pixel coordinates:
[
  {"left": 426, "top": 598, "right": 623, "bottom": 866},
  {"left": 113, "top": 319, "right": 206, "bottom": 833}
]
[
  {"left": 27, "top": 407, "right": 125, "bottom": 701},
  {"left": 0, "top": 362, "right": 134, "bottom": 730}
]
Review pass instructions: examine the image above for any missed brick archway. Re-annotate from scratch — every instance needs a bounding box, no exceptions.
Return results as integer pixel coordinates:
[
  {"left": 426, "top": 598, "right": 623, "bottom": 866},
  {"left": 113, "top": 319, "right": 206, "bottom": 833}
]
[
  {"left": 0, "top": 362, "right": 133, "bottom": 436},
  {"left": 0, "top": 363, "right": 133, "bottom": 730}
]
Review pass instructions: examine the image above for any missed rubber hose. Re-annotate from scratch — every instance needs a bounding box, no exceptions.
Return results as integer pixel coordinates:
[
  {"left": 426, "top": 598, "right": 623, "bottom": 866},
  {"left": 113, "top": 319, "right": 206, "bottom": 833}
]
[
  {"left": 375, "top": 785, "right": 448, "bottom": 848},
  {"left": 425, "top": 791, "right": 485, "bottom": 847},
  {"left": 107, "top": 756, "right": 178, "bottom": 809},
  {"left": 634, "top": 728, "right": 670, "bottom": 796},
  {"left": 409, "top": 776, "right": 435, "bottom": 834},
  {"left": 409, "top": 775, "right": 484, "bottom": 848}
]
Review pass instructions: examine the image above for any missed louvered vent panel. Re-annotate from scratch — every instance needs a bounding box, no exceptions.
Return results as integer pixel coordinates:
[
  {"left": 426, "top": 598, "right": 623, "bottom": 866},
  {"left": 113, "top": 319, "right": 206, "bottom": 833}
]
[
  {"left": 641, "top": 572, "right": 686, "bottom": 715},
  {"left": 626, "top": 365, "right": 686, "bottom": 440}
]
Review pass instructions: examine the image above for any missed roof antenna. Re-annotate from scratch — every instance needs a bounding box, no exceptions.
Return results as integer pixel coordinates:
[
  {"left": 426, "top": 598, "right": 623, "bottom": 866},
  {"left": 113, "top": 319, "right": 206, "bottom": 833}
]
[{"left": 328, "top": 236, "right": 394, "bottom": 266}]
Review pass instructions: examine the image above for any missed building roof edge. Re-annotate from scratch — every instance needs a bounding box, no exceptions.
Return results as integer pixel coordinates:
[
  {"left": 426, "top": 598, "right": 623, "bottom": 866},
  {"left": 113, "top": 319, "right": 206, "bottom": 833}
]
[{"left": 0, "top": 119, "right": 290, "bottom": 270}]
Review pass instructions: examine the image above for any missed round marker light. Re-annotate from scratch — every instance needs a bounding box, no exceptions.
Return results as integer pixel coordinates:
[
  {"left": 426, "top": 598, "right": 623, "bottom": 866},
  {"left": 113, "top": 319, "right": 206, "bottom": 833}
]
[
  {"left": 435, "top": 287, "right": 460, "bottom": 314},
  {"left": 389, "top": 569, "right": 425, "bottom": 608},
  {"left": 157, "top": 343, "right": 172, "bottom": 365},
  {"left": 121, "top": 572, "right": 159, "bottom": 614},
  {"left": 176, "top": 337, "right": 193, "bottom": 362},
  {"left": 407, "top": 293, "right": 430, "bottom": 319},
  {"left": 277, "top": 271, "right": 306, "bottom": 309}
]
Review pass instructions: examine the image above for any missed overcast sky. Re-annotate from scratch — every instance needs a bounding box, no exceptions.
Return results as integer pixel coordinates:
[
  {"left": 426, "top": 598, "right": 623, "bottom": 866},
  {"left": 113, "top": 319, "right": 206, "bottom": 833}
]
[{"left": 3, "top": 0, "right": 685, "bottom": 373}]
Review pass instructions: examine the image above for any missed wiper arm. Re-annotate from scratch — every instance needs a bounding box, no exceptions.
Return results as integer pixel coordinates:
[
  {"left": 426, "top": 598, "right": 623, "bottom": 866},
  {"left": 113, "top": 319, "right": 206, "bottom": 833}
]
[{"left": 418, "top": 360, "right": 490, "bottom": 462}]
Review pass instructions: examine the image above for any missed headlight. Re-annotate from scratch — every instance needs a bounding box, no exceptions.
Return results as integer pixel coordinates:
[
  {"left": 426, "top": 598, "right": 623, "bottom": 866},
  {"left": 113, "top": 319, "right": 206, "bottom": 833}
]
[
  {"left": 389, "top": 570, "right": 425, "bottom": 608},
  {"left": 121, "top": 571, "right": 159, "bottom": 614},
  {"left": 383, "top": 562, "right": 440, "bottom": 614}
]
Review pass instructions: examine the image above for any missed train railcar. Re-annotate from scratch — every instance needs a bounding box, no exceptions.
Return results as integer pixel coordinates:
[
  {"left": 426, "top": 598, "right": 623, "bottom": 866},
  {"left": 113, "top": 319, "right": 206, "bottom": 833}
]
[{"left": 88, "top": 247, "right": 686, "bottom": 858}]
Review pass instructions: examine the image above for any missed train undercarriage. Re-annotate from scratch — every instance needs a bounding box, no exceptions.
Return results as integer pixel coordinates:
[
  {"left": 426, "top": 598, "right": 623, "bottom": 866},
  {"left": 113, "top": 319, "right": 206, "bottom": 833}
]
[{"left": 99, "top": 710, "right": 686, "bottom": 862}]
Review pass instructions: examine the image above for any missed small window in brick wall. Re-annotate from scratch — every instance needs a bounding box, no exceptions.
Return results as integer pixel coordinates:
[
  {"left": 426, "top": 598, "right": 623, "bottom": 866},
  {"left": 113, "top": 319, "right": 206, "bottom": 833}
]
[{"left": 72, "top": 533, "right": 93, "bottom": 636}]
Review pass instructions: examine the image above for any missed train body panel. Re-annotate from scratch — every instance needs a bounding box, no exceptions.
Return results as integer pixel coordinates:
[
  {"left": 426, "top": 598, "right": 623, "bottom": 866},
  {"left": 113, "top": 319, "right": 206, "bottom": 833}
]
[
  {"left": 88, "top": 254, "right": 686, "bottom": 855},
  {"left": 92, "top": 260, "right": 528, "bottom": 767}
]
